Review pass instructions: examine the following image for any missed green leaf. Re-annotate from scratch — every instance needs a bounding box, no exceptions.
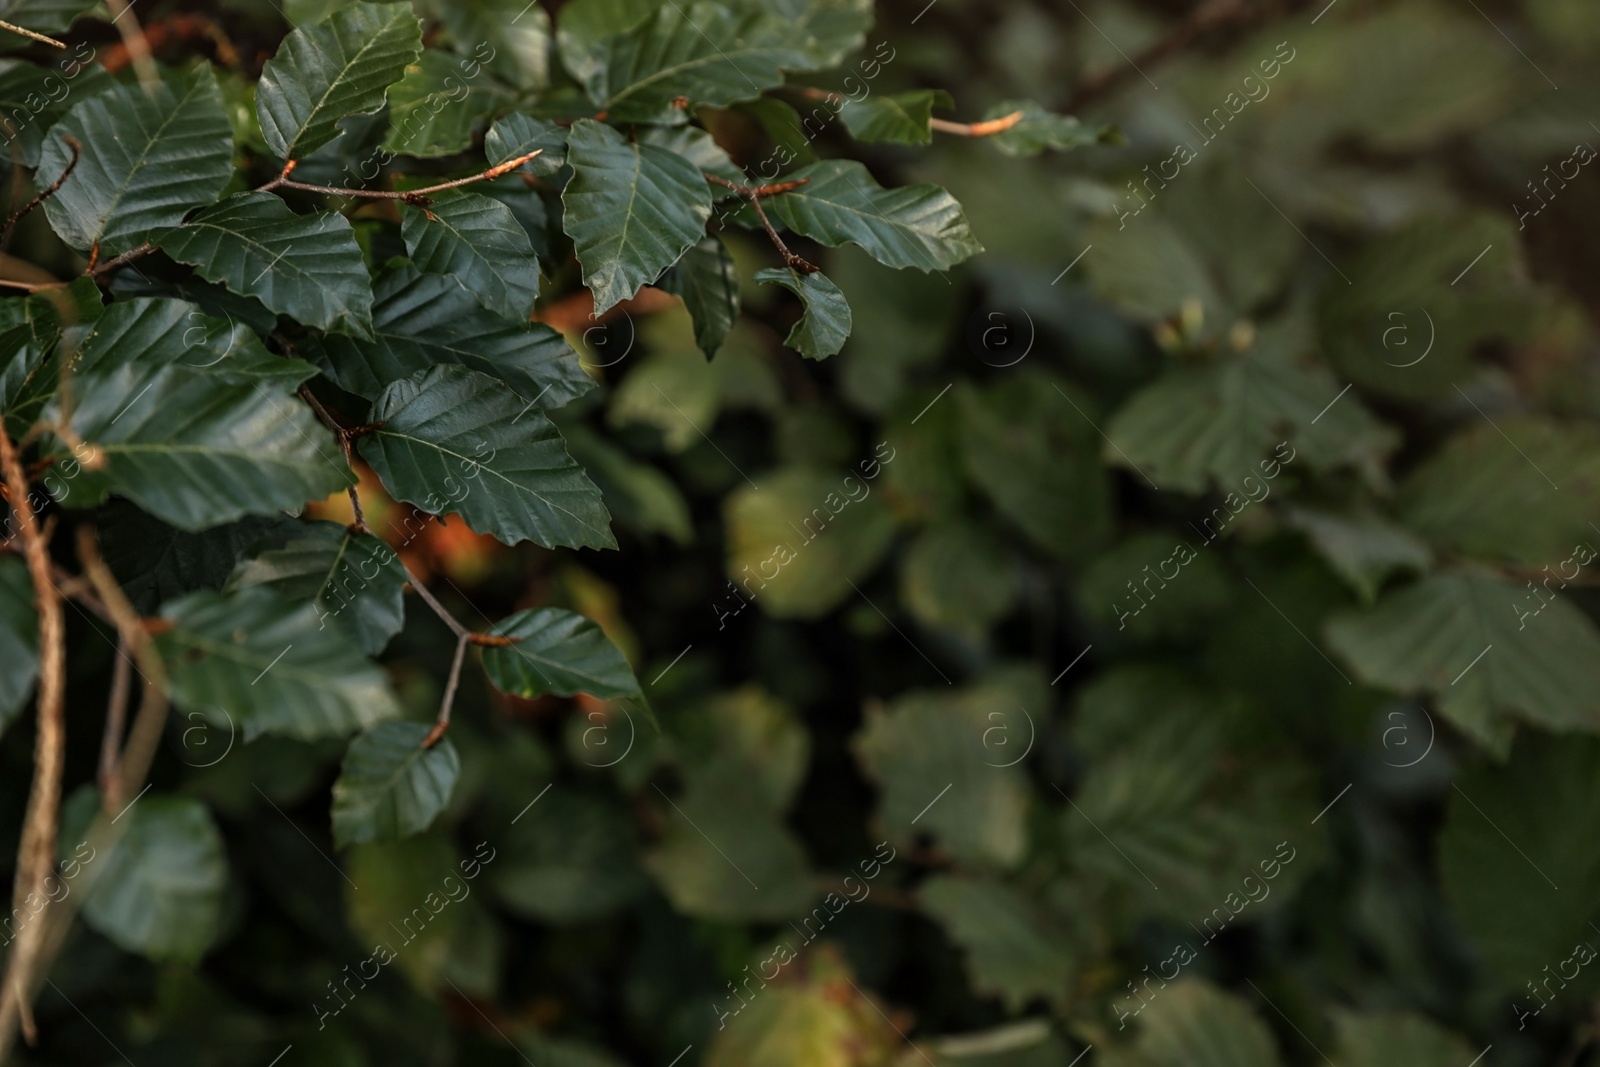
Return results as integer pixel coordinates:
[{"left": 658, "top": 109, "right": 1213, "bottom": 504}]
[
  {"left": 637, "top": 125, "right": 744, "bottom": 184},
  {"left": 589, "top": 2, "right": 812, "bottom": 123},
  {"left": 155, "top": 191, "right": 374, "bottom": 337},
  {"left": 646, "top": 772, "right": 816, "bottom": 921},
  {"left": 723, "top": 466, "right": 895, "bottom": 618},
  {"left": 1067, "top": 666, "right": 1322, "bottom": 919},
  {"left": 754, "top": 268, "right": 851, "bottom": 360},
  {"left": 0, "top": 56, "right": 112, "bottom": 166},
  {"left": 101, "top": 503, "right": 299, "bottom": 614},
  {"left": 382, "top": 52, "right": 513, "bottom": 158},
  {"left": 840, "top": 89, "right": 950, "bottom": 145},
  {"left": 761, "top": 160, "right": 983, "bottom": 271},
  {"left": 554, "top": 0, "right": 660, "bottom": 87},
  {"left": 1115, "top": 980, "right": 1283, "bottom": 1067},
  {"left": 1440, "top": 733, "right": 1600, "bottom": 986},
  {"left": 1318, "top": 214, "right": 1540, "bottom": 401},
  {"left": 561, "top": 118, "right": 712, "bottom": 316},
  {"left": 1286, "top": 506, "right": 1431, "bottom": 605},
  {"left": 1399, "top": 416, "right": 1600, "bottom": 564},
  {"left": 1105, "top": 350, "right": 1398, "bottom": 494},
  {"left": 658, "top": 236, "right": 740, "bottom": 357},
  {"left": 899, "top": 520, "right": 1017, "bottom": 641},
  {"left": 959, "top": 375, "right": 1113, "bottom": 560},
  {"left": 79, "top": 795, "right": 228, "bottom": 963},
  {"left": 226, "top": 520, "right": 407, "bottom": 656},
  {"left": 38, "top": 67, "right": 234, "bottom": 256},
  {"left": 331, "top": 721, "right": 460, "bottom": 848},
  {"left": 1326, "top": 570, "right": 1600, "bottom": 753},
  {"left": 158, "top": 587, "right": 400, "bottom": 741},
  {"left": 853, "top": 670, "right": 1042, "bottom": 870},
  {"left": 488, "top": 788, "right": 649, "bottom": 923},
  {"left": 484, "top": 110, "right": 568, "bottom": 174},
  {"left": 256, "top": 0, "right": 422, "bottom": 161},
  {"left": 300, "top": 265, "right": 591, "bottom": 407},
  {"left": 0, "top": 555, "right": 38, "bottom": 733},
  {"left": 920, "top": 875, "right": 1078, "bottom": 1012},
  {"left": 1329, "top": 1010, "right": 1477, "bottom": 1067},
  {"left": 481, "top": 607, "right": 641, "bottom": 700},
  {"left": 358, "top": 365, "right": 614, "bottom": 550},
  {"left": 556, "top": 422, "right": 693, "bottom": 543},
  {"left": 1077, "top": 532, "right": 1233, "bottom": 641},
  {"left": 422, "top": 0, "right": 550, "bottom": 89},
  {"left": 982, "top": 99, "right": 1114, "bottom": 157},
  {"left": 402, "top": 190, "right": 542, "bottom": 322},
  {"left": 46, "top": 300, "right": 350, "bottom": 531}
]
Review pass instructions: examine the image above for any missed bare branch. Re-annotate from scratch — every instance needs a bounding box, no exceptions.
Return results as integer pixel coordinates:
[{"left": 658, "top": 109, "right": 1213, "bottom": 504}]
[
  {"left": 422, "top": 633, "right": 469, "bottom": 749},
  {"left": 257, "top": 149, "right": 545, "bottom": 201},
  {"left": 705, "top": 173, "right": 819, "bottom": 273},
  {"left": 929, "top": 110, "right": 1024, "bottom": 137},
  {"left": 0, "top": 19, "right": 65, "bottom": 49},
  {"left": 101, "top": 0, "right": 161, "bottom": 92},
  {"left": 2, "top": 135, "right": 79, "bottom": 249},
  {"left": 0, "top": 419, "right": 65, "bottom": 1047}
]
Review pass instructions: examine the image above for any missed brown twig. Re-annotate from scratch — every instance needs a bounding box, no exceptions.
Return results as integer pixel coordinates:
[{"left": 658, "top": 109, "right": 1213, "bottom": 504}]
[
  {"left": 422, "top": 634, "right": 469, "bottom": 749},
  {"left": 0, "top": 19, "right": 65, "bottom": 49},
  {"left": 2, "top": 136, "right": 78, "bottom": 250},
  {"left": 88, "top": 242, "right": 156, "bottom": 278},
  {"left": 257, "top": 149, "right": 544, "bottom": 201},
  {"left": 929, "top": 110, "right": 1024, "bottom": 137},
  {"left": 705, "top": 174, "right": 819, "bottom": 273},
  {"left": 0, "top": 420, "right": 65, "bottom": 1047}
]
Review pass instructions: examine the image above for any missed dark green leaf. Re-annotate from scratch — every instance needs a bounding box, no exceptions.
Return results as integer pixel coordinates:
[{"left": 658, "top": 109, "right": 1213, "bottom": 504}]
[
  {"left": 762, "top": 159, "right": 983, "bottom": 271},
  {"left": 39, "top": 67, "right": 233, "bottom": 256},
  {"left": 481, "top": 607, "right": 641, "bottom": 699},
  {"left": 226, "top": 520, "right": 407, "bottom": 656},
  {"left": 982, "top": 99, "right": 1114, "bottom": 157},
  {"left": 331, "top": 721, "right": 460, "bottom": 848},
  {"left": 484, "top": 111, "right": 568, "bottom": 175},
  {"left": 359, "top": 365, "right": 614, "bottom": 549},
  {"left": 300, "top": 264, "right": 591, "bottom": 407},
  {"left": 155, "top": 191, "right": 374, "bottom": 337},
  {"left": 402, "top": 190, "right": 542, "bottom": 322},
  {"left": 159, "top": 587, "right": 400, "bottom": 741},
  {"left": 0, "top": 0, "right": 99, "bottom": 51},
  {"left": 920, "top": 875, "right": 1077, "bottom": 1012},
  {"left": 382, "top": 51, "right": 516, "bottom": 158},
  {"left": 101, "top": 502, "right": 299, "bottom": 614},
  {"left": 589, "top": 2, "right": 811, "bottom": 123},
  {"left": 256, "top": 0, "right": 422, "bottom": 161},
  {"left": 658, "top": 236, "right": 740, "bottom": 357},
  {"left": 840, "top": 89, "right": 950, "bottom": 145},
  {"left": 561, "top": 118, "right": 712, "bottom": 315},
  {"left": 0, "top": 55, "right": 111, "bottom": 166},
  {"left": 754, "top": 267, "right": 851, "bottom": 360},
  {"left": 489, "top": 788, "right": 649, "bottom": 923},
  {"left": 79, "top": 796, "right": 228, "bottom": 963},
  {"left": 1326, "top": 569, "right": 1600, "bottom": 753}
]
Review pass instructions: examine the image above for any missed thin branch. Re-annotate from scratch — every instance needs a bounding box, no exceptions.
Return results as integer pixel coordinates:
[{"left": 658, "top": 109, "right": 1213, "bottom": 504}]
[
  {"left": 101, "top": 0, "right": 161, "bottom": 92},
  {"left": 257, "top": 149, "right": 544, "bottom": 201},
  {"left": 98, "top": 638, "right": 131, "bottom": 804},
  {"left": 404, "top": 564, "right": 469, "bottom": 639},
  {"left": 296, "top": 385, "right": 371, "bottom": 533},
  {"left": 422, "top": 634, "right": 469, "bottom": 749},
  {"left": 75, "top": 528, "right": 167, "bottom": 809},
  {"left": 705, "top": 174, "right": 819, "bottom": 273},
  {"left": 929, "top": 110, "right": 1024, "bottom": 137},
  {"left": 88, "top": 242, "right": 156, "bottom": 279},
  {"left": 0, "top": 419, "right": 66, "bottom": 1047},
  {"left": 2, "top": 135, "right": 78, "bottom": 249},
  {"left": 0, "top": 19, "right": 65, "bottom": 49}
]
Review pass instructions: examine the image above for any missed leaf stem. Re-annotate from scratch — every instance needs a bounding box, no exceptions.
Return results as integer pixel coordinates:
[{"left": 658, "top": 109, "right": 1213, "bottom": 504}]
[{"left": 704, "top": 174, "right": 819, "bottom": 273}]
